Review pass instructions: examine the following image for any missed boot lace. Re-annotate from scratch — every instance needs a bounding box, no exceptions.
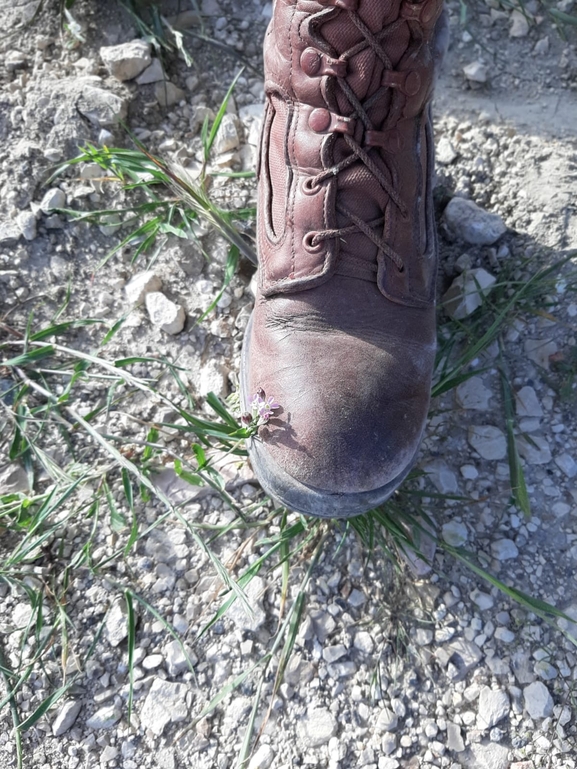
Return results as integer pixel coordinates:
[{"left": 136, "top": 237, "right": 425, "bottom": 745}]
[{"left": 303, "top": 1, "right": 429, "bottom": 274}]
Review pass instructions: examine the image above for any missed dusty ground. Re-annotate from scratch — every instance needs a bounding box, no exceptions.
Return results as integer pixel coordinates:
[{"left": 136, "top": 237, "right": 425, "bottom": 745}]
[{"left": 1, "top": 0, "right": 577, "bottom": 768}]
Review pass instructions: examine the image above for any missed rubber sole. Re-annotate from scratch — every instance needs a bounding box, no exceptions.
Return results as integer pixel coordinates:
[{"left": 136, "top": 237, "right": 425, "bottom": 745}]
[{"left": 240, "top": 313, "right": 421, "bottom": 519}]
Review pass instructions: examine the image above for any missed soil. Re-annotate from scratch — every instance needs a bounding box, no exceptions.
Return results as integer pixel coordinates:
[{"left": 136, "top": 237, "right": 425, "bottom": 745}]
[{"left": 1, "top": 1, "right": 577, "bottom": 768}]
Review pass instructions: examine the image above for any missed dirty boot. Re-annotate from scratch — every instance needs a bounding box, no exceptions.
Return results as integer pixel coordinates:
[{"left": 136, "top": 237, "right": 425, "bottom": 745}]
[{"left": 241, "top": 0, "right": 448, "bottom": 518}]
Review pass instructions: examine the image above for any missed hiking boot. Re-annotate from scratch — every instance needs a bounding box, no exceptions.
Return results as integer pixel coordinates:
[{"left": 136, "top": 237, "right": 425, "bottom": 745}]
[{"left": 240, "top": 0, "right": 449, "bottom": 518}]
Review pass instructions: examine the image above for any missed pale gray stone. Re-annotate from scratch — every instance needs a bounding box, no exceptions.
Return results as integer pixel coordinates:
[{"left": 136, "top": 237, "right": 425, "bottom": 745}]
[
  {"left": 523, "top": 681, "right": 554, "bottom": 719},
  {"left": 422, "top": 459, "right": 458, "bottom": 494},
  {"left": 515, "top": 386, "right": 543, "bottom": 418},
  {"left": 77, "top": 86, "right": 128, "bottom": 126},
  {"left": 442, "top": 521, "right": 468, "bottom": 547},
  {"left": 52, "top": 700, "right": 82, "bottom": 736},
  {"left": 86, "top": 703, "right": 122, "bottom": 729},
  {"left": 227, "top": 575, "right": 266, "bottom": 631},
  {"left": 0, "top": 220, "right": 21, "bottom": 246},
  {"left": 199, "top": 360, "right": 229, "bottom": 399},
  {"left": 50, "top": 256, "right": 70, "bottom": 279},
  {"left": 443, "top": 269, "right": 497, "bottom": 319},
  {"left": 446, "top": 722, "right": 465, "bottom": 752},
  {"left": 446, "top": 638, "right": 484, "bottom": 679},
  {"left": 164, "top": 638, "right": 198, "bottom": 678},
  {"left": 298, "top": 707, "right": 337, "bottom": 747},
  {"left": 554, "top": 452, "right": 577, "bottom": 478},
  {"left": 524, "top": 338, "right": 558, "bottom": 370},
  {"left": 477, "top": 687, "right": 510, "bottom": 729},
  {"left": 494, "top": 627, "right": 515, "bottom": 643},
  {"left": 375, "top": 706, "right": 398, "bottom": 732},
  {"left": 16, "top": 210, "right": 37, "bottom": 240},
  {"left": 466, "top": 742, "right": 509, "bottom": 769},
  {"left": 463, "top": 61, "right": 488, "bottom": 83},
  {"left": 105, "top": 599, "right": 128, "bottom": 647},
  {"left": 247, "top": 744, "right": 275, "bottom": 769},
  {"left": 491, "top": 538, "right": 518, "bottom": 561},
  {"left": 415, "top": 628, "right": 434, "bottom": 646},
  {"left": 100, "top": 40, "right": 151, "bottom": 81},
  {"left": 512, "top": 650, "right": 535, "bottom": 684},
  {"left": 510, "top": 9, "right": 530, "bottom": 37},
  {"left": 353, "top": 631, "right": 374, "bottom": 654},
  {"left": 145, "top": 292, "right": 186, "bottom": 334},
  {"left": 155, "top": 81, "right": 186, "bottom": 107},
  {"left": 534, "top": 660, "right": 557, "bottom": 681},
  {"left": 142, "top": 654, "right": 164, "bottom": 670},
  {"left": 444, "top": 198, "right": 506, "bottom": 245},
  {"left": 136, "top": 58, "right": 165, "bottom": 85},
  {"left": 348, "top": 588, "right": 366, "bottom": 607},
  {"left": 470, "top": 589, "right": 494, "bottom": 611},
  {"left": 468, "top": 425, "right": 507, "bottom": 460},
  {"left": 436, "top": 136, "right": 457, "bottom": 165},
  {"left": 40, "top": 188, "right": 66, "bottom": 213},
  {"left": 0, "top": 464, "right": 30, "bottom": 495},
  {"left": 140, "top": 679, "right": 189, "bottom": 735},
  {"left": 534, "top": 36, "right": 549, "bottom": 55},
  {"left": 214, "top": 114, "right": 240, "bottom": 154},
  {"left": 381, "top": 733, "right": 397, "bottom": 755},
  {"left": 124, "top": 271, "right": 162, "bottom": 305},
  {"left": 516, "top": 435, "right": 552, "bottom": 465},
  {"left": 456, "top": 376, "right": 493, "bottom": 410}
]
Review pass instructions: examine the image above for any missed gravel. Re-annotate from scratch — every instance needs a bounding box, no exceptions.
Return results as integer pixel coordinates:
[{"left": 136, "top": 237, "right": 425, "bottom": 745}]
[{"left": 1, "top": 1, "right": 577, "bottom": 768}]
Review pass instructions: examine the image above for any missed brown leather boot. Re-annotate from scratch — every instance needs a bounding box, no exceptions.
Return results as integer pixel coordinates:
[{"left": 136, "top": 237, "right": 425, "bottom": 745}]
[{"left": 241, "top": 0, "right": 448, "bottom": 518}]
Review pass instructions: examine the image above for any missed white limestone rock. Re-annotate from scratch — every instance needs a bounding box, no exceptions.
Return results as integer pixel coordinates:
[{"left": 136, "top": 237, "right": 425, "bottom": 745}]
[
  {"left": 463, "top": 61, "right": 488, "bottom": 84},
  {"left": 524, "top": 338, "right": 558, "bottom": 370},
  {"left": 436, "top": 136, "right": 458, "bottom": 165},
  {"left": 155, "top": 81, "right": 186, "bottom": 107},
  {"left": 124, "top": 271, "right": 162, "bottom": 305},
  {"left": 100, "top": 40, "right": 151, "bottom": 81},
  {"left": 516, "top": 435, "right": 552, "bottom": 465},
  {"left": 555, "top": 452, "right": 577, "bottom": 478},
  {"left": 16, "top": 210, "right": 37, "bottom": 240},
  {"left": 456, "top": 376, "right": 493, "bottom": 410},
  {"left": 214, "top": 113, "right": 240, "bottom": 154},
  {"left": 136, "top": 57, "right": 165, "bottom": 85},
  {"left": 0, "top": 464, "right": 30, "bottom": 495},
  {"left": 297, "top": 707, "right": 337, "bottom": 747},
  {"left": 140, "top": 679, "right": 190, "bottom": 735},
  {"left": 105, "top": 598, "right": 129, "bottom": 647},
  {"left": 422, "top": 459, "right": 459, "bottom": 494},
  {"left": 145, "top": 292, "right": 186, "bottom": 334},
  {"left": 470, "top": 589, "right": 494, "bottom": 611},
  {"left": 375, "top": 706, "right": 398, "bottom": 733},
  {"left": 510, "top": 9, "right": 530, "bottom": 37},
  {"left": 52, "top": 700, "right": 82, "bottom": 736},
  {"left": 199, "top": 359, "right": 229, "bottom": 399},
  {"left": 40, "top": 188, "right": 66, "bottom": 213},
  {"left": 491, "top": 538, "right": 519, "bottom": 561},
  {"left": 77, "top": 86, "right": 128, "bottom": 126},
  {"left": 467, "top": 425, "right": 507, "bottom": 460},
  {"left": 442, "top": 268, "right": 497, "bottom": 319},
  {"left": 247, "top": 745, "right": 275, "bottom": 769},
  {"left": 515, "top": 386, "right": 543, "bottom": 418},
  {"left": 442, "top": 521, "right": 468, "bottom": 547},
  {"left": 444, "top": 198, "right": 506, "bottom": 245},
  {"left": 523, "top": 681, "right": 554, "bottom": 719},
  {"left": 86, "top": 703, "right": 122, "bottom": 729}
]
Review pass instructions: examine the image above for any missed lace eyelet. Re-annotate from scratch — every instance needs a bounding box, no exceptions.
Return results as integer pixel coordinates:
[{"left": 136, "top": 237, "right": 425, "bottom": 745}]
[
  {"left": 302, "top": 177, "right": 322, "bottom": 195},
  {"left": 303, "top": 232, "right": 324, "bottom": 254}
]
